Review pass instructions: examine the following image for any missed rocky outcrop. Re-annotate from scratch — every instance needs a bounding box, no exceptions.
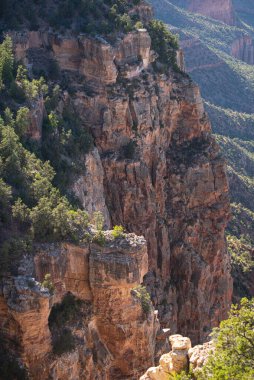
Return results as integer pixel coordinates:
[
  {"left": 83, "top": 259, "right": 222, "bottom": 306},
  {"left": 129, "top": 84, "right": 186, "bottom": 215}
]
[
  {"left": 34, "top": 243, "right": 92, "bottom": 303},
  {"left": 186, "top": 0, "right": 236, "bottom": 25},
  {"left": 141, "top": 334, "right": 213, "bottom": 379},
  {"left": 90, "top": 233, "right": 159, "bottom": 378},
  {"left": 82, "top": 72, "right": 232, "bottom": 343},
  {"left": 141, "top": 334, "right": 191, "bottom": 379},
  {"left": 72, "top": 148, "right": 111, "bottom": 229},
  {"left": 6, "top": 4, "right": 234, "bottom": 375},
  {"left": 13, "top": 29, "right": 154, "bottom": 86},
  {"left": 1, "top": 233, "right": 161, "bottom": 379},
  {"left": 231, "top": 35, "right": 254, "bottom": 65},
  {"left": 11, "top": 23, "right": 232, "bottom": 344},
  {"left": 188, "top": 340, "right": 214, "bottom": 371},
  {"left": 0, "top": 277, "right": 51, "bottom": 370}
]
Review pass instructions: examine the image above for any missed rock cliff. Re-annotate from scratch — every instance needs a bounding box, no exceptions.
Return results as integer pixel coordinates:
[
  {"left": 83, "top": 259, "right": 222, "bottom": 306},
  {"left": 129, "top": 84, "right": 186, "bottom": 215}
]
[
  {"left": 184, "top": 0, "right": 236, "bottom": 25},
  {"left": 231, "top": 35, "right": 254, "bottom": 65},
  {"left": 1, "top": 1, "right": 233, "bottom": 377},
  {"left": 11, "top": 20, "right": 232, "bottom": 341},
  {"left": 1, "top": 234, "right": 160, "bottom": 379}
]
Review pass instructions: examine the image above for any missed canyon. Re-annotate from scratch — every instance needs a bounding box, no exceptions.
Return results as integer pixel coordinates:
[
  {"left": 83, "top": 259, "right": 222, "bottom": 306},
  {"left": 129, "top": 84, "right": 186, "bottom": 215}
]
[{"left": 0, "top": 1, "right": 235, "bottom": 378}]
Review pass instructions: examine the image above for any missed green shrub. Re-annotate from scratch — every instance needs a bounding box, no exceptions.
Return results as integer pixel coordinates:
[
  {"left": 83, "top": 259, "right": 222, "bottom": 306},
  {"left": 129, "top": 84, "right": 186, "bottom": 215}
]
[
  {"left": 198, "top": 298, "right": 254, "bottom": 380},
  {"left": 147, "top": 20, "right": 179, "bottom": 70},
  {"left": 92, "top": 230, "right": 106, "bottom": 246},
  {"left": 0, "top": 36, "right": 14, "bottom": 90},
  {"left": 92, "top": 211, "right": 104, "bottom": 231},
  {"left": 49, "top": 293, "right": 83, "bottom": 327},
  {"left": 0, "top": 179, "right": 12, "bottom": 224},
  {"left": 41, "top": 273, "right": 54, "bottom": 295},
  {"left": 53, "top": 329, "right": 75, "bottom": 356},
  {"left": 0, "top": 117, "right": 89, "bottom": 244},
  {"left": 132, "top": 285, "right": 151, "bottom": 314},
  {"left": 9, "top": 81, "right": 26, "bottom": 103},
  {"left": 42, "top": 105, "right": 93, "bottom": 190},
  {"left": 227, "top": 234, "right": 254, "bottom": 274},
  {"left": 15, "top": 107, "right": 30, "bottom": 137},
  {"left": 0, "top": 237, "right": 32, "bottom": 276},
  {"left": 135, "top": 21, "right": 143, "bottom": 29},
  {"left": 16, "top": 65, "right": 48, "bottom": 102},
  {"left": 112, "top": 225, "right": 125, "bottom": 238}
]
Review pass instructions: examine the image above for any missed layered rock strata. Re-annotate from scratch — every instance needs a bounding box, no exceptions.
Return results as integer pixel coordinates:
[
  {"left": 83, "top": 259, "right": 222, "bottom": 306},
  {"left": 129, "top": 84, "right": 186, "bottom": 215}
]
[
  {"left": 1, "top": 233, "right": 160, "bottom": 379},
  {"left": 11, "top": 22, "right": 233, "bottom": 346},
  {"left": 186, "top": 0, "right": 236, "bottom": 25},
  {"left": 231, "top": 35, "right": 254, "bottom": 65}
]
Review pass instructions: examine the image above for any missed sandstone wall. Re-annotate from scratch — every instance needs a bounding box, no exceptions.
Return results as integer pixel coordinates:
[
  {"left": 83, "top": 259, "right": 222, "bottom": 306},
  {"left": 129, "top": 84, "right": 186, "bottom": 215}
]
[
  {"left": 186, "top": 0, "right": 236, "bottom": 25},
  {"left": 1, "top": 234, "right": 161, "bottom": 379},
  {"left": 6, "top": 8, "right": 234, "bottom": 376},
  {"left": 231, "top": 35, "right": 254, "bottom": 65},
  {"left": 10, "top": 24, "right": 233, "bottom": 345}
]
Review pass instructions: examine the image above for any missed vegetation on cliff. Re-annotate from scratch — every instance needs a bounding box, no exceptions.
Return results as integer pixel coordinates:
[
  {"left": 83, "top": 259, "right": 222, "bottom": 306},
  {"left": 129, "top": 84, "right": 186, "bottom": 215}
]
[
  {"left": 172, "top": 298, "right": 254, "bottom": 380},
  {"left": 147, "top": 19, "right": 179, "bottom": 69},
  {"left": 0, "top": 36, "right": 92, "bottom": 275},
  {"left": 0, "top": 0, "right": 181, "bottom": 278},
  {"left": 198, "top": 298, "right": 254, "bottom": 380},
  {"left": 0, "top": 0, "right": 143, "bottom": 35},
  {"left": 0, "top": 1, "right": 242, "bottom": 379}
]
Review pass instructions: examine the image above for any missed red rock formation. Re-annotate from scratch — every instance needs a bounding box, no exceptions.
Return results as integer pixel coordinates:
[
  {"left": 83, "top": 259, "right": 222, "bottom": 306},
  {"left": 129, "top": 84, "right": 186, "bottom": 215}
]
[
  {"left": 11, "top": 24, "right": 233, "bottom": 345},
  {"left": 5, "top": 7, "right": 233, "bottom": 376},
  {"left": 0, "top": 277, "right": 51, "bottom": 370},
  {"left": 90, "top": 233, "right": 159, "bottom": 378},
  {"left": 231, "top": 35, "right": 254, "bottom": 65},
  {"left": 186, "top": 0, "right": 236, "bottom": 25},
  {"left": 34, "top": 243, "right": 92, "bottom": 303},
  {"left": 1, "top": 234, "right": 161, "bottom": 379}
]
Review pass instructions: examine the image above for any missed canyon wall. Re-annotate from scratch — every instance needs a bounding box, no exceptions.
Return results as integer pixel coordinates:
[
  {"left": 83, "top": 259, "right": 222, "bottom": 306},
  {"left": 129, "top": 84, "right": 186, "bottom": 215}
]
[
  {"left": 1, "top": 234, "right": 160, "bottom": 379},
  {"left": 11, "top": 26, "right": 233, "bottom": 345},
  {"left": 186, "top": 0, "right": 236, "bottom": 25},
  {"left": 231, "top": 35, "right": 254, "bottom": 65},
  {"left": 2, "top": 6, "right": 234, "bottom": 376}
]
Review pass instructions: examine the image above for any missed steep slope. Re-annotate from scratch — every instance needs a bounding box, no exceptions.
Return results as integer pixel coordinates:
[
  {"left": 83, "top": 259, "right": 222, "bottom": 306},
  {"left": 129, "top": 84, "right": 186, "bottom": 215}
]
[
  {"left": 151, "top": 0, "right": 254, "bottom": 299},
  {"left": 0, "top": 1, "right": 232, "bottom": 378}
]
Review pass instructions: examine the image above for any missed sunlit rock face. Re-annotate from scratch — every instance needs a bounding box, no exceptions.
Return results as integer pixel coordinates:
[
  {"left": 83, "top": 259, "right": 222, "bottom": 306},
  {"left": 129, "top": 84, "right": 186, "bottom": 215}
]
[
  {"left": 10, "top": 18, "right": 232, "bottom": 347},
  {"left": 1, "top": 235, "right": 160, "bottom": 379},
  {"left": 3, "top": 2, "right": 234, "bottom": 376},
  {"left": 140, "top": 334, "right": 214, "bottom": 379}
]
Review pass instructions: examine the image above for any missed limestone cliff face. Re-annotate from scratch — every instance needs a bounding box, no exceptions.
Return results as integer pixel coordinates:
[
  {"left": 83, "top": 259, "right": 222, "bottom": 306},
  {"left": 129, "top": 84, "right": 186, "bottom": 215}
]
[
  {"left": 1, "top": 234, "right": 160, "bottom": 379},
  {"left": 11, "top": 22, "right": 233, "bottom": 348},
  {"left": 0, "top": 277, "right": 51, "bottom": 370},
  {"left": 186, "top": 0, "right": 236, "bottom": 25},
  {"left": 231, "top": 35, "right": 254, "bottom": 65}
]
